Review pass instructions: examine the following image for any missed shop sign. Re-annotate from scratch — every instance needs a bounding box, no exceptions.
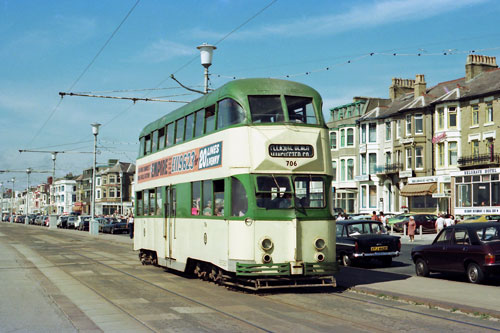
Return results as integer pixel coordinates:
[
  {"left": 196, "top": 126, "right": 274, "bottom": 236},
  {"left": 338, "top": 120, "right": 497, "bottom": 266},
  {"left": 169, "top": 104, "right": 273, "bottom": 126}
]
[
  {"left": 409, "top": 176, "right": 439, "bottom": 184},
  {"left": 451, "top": 168, "right": 499, "bottom": 177},
  {"left": 455, "top": 207, "right": 500, "bottom": 215},
  {"left": 355, "top": 175, "right": 370, "bottom": 181},
  {"left": 432, "top": 193, "right": 450, "bottom": 198},
  {"left": 399, "top": 170, "right": 413, "bottom": 178},
  {"left": 432, "top": 133, "right": 447, "bottom": 144}
]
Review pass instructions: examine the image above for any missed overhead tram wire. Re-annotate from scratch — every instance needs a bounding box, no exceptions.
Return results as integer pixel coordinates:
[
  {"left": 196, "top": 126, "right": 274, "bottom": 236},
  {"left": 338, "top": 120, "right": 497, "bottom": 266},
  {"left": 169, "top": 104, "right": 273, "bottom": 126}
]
[{"left": 26, "top": 0, "right": 141, "bottom": 148}]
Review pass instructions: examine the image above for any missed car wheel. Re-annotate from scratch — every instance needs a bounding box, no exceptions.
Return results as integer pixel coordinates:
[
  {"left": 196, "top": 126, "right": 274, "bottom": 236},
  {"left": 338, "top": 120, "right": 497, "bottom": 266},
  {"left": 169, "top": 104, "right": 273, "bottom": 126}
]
[
  {"left": 466, "top": 262, "right": 484, "bottom": 284},
  {"left": 341, "top": 254, "right": 352, "bottom": 267},
  {"left": 381, "top": 256, "right": 392, "bottom": 267},
  {"left": 415, "top": 258, "right": 429, "bottom": 277}
]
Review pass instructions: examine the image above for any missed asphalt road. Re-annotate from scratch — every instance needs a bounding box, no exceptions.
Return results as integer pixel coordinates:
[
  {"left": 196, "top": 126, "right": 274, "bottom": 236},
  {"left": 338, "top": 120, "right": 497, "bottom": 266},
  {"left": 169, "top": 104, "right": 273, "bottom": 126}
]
[{"left": 1, "top": 222, "right": 500, "bottom": 332}]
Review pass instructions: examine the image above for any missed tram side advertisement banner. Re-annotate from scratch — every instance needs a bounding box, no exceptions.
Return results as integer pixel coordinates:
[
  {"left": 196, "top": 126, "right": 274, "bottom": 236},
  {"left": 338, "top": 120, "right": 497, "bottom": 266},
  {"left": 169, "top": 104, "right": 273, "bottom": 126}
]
[{"left": 137, "top": 141, "right": 222, "bottom": 183}]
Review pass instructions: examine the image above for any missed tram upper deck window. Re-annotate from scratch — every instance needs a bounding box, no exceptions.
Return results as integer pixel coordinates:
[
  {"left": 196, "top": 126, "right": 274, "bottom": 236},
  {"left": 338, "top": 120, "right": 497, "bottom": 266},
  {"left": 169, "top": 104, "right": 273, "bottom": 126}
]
[
  {"left": 145, "top": 134, "right": 151, "bottom": 155},
  {"left": 139, "top": 137, "right": 145, "bottom": 157},
  {"left": 158, "top": 127, "right": 165, "bottom": 150},
  {"left": 175, "top": 118, "right": 185, "bottom": 143},
  {"left": 256, "top": 175, "right": 292, "bottom": 209},
  {"left": 152, "top": 130, "right": 159, "bottom": 153},
  {"left": 217, "top": 98, "right": 245, "bottom": 129},
  {"left": 185, "top": 113, "right": 194, "bottom": 141},
  {"left": 205, "top": 105, "right": 216, "bottom": 134},
  {"left": 294, "top": 176, "right": 325, "bottom": 208},
  {"left": 249, "top": 96, "right": 284, "bottom": 123},
  {"left": 166, "top": 123, "right": 174, "bottom": 147},
  {"left": 285, "top": 96, "right": 318, "bottom": 124},
  {"left": 194, "top": 110, "right": 204, "bottom": 137}
]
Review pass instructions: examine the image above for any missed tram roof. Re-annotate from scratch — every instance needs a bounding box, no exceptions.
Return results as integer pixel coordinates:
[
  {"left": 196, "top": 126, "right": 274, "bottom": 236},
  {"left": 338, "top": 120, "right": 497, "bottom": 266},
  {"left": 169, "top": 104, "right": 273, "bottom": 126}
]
[{"left": 139, "top": 78, "right": 322, "bottom": 138}]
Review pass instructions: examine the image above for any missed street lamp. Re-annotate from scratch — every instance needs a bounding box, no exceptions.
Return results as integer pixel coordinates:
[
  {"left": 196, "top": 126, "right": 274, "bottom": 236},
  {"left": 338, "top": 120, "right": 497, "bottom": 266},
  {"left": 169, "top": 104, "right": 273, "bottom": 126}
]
[
  {"left": 0, "top": 182, "right": 3, "bottom": 220},
  {"left": 25, "top": 168, "right": 32, "bottom": 225},
  {"left": 197, "top": 43, "right": 216, "bottom": 94},
  {"left": 8, "top": 177, "right": 15, "bottom": 223},
  {"left": 119, "top": 171, "right": 123, "bottom": 216},
  {"left": 90, "top": 123, "right": 101, "bottom": 235}
]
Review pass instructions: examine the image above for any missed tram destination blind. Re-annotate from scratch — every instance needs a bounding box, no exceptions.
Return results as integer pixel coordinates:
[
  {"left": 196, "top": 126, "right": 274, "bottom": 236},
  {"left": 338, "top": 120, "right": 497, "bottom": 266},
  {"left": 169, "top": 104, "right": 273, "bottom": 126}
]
[{"left": 268, "top": 144, "right": 314, "bottom": 158}]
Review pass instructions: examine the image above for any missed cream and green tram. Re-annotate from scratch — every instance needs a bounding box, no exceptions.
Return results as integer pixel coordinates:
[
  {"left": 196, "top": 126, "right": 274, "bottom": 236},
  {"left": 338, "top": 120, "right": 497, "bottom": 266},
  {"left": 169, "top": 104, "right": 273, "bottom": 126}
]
[{"left": 134, "top": 78, "right": 338, "bottom": 289}]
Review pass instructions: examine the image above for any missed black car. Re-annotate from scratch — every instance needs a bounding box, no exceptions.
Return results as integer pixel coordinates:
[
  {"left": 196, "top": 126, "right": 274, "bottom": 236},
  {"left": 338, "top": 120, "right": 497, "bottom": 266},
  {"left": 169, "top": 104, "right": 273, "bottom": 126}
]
[
  {"left": 101, "top": 218, "right": 128, "bottom": 234},
  {"left": 336, "top": 220, "right": 401, "bottom": 267},
  {"left": 411, "top": 222, "right": 500, "bottom": 284}
]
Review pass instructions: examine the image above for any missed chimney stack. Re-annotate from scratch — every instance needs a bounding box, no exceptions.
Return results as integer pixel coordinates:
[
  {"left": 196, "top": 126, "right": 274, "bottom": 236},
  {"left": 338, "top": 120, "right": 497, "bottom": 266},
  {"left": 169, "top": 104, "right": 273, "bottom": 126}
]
[
  {"left": 466, "top": 55, "right": 497, "bottom": 81},
  {"left": 414, "top": 74, "right": 426, "bottom": 98},
  {"left": 389, "top": 78, "right": 415, "bottom": 101}
]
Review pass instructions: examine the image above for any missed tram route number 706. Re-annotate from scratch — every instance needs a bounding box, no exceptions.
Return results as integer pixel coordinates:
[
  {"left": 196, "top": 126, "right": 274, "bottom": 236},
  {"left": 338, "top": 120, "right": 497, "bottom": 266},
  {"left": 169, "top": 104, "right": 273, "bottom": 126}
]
[{"left": 286, "top": 160, "right": 298, "bottom": 167}]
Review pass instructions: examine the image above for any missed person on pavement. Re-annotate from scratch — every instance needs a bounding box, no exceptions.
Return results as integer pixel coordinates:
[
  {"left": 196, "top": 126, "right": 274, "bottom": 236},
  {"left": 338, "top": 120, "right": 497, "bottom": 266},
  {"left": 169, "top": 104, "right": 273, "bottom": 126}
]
[
  {"left": 379, "top": 211, "right": 387, "bottom": 228},
  {"left": 435, "top": 213, "right": 445, "bottom": 233},
  {"left": 371, "top": 211, "right": 380, "bottom": 222},
  {"left": 408, "top": 216, "right": 416, "bottom": 242},
  {"left": 127, "top": 213, "right": 134, "bottom": 239}
]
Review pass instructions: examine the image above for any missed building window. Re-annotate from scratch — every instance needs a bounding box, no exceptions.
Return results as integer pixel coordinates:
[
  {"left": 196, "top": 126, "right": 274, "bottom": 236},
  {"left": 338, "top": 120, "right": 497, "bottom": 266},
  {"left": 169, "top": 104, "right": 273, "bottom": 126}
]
[
  {"left": 369, "top": 185, "right": 377, "bottom": 208},
  {"left": 361, "top": 186, "right": 367, "bottom": 208},
  {"left": 449, "top": 142, "right": 458, "bottom": 166},
  {"left": 369, "top": 153, "right": 376, "bottom": 174},
  {"left": 332, "top": 161, "right": 337, "bottom": 181},
  {"left": 396, "top": 119, "right": 402, "bottom": 139},
  {"left": 437, "top": 142, "right": 444, "bottom": 167},
  {"left": 385, "top": 151, "right": 391, "bottom": 166},
  {"left": 472, "top": 140, "right": 479, "bottom": 158},
  {"left": 487, "top": 103, "right": 493, "bottom": 123},
  {"left": 437, "top": 108, "right": 444, "bottom": 130},
  {"left": 415, "top": 114, "right": 423, "bottom": 134},
  {"left": 361, "top": 124, "right": 366, "bottom": 144},
  {"left": 406, "top": 115, "right": 412, "bottom": 136},
  {"left": 347, "top": 128, "right": 354, "bottom": 146},
  {"left": 330, "top": 132, "right": 337, "bottom": 149},
  {"left": 472, "top": 105, "right": 479, "bottom": 126},
  {"left": 385, "top": 121, "right": 391, "bottom": 141},
  {"left": 347, "top": 159, "right": 354, "bottom": 180},
  {"left": 448, "top": 107, "right": 457, "bottom": 128},
  {"left": 340, "top": 129, "right": 345, "bottom": 147},
  {"left": 369, "top": 123, "right": 376, "bottom": 142},
  {"left": 415, "top": 146, "right": 423, "bottom": 169},
  {"left": 405, "top": 147, "right": 412, "bottom": 170},
  {"left": 340, "top": 160, "right": 346, "bottom": 181},
  {"left": 361, "top": 154, "right": 366, "bottom": 175}
]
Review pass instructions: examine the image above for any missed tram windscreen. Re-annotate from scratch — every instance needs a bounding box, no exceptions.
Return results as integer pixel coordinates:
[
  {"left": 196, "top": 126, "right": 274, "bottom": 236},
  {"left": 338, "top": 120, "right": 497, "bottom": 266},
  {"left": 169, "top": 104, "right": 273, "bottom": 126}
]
[
  {"left": 285, "top": 96, "right": 317, "bottom": 124},
  {"left": 294, "top": 177, "right": 325, "bottom": 208},
  {"left": 249, "top": 96, "right": 285, "bottom": 123},
  {"left": 256, "top": 176, "right": 292, "bottom": 209}
]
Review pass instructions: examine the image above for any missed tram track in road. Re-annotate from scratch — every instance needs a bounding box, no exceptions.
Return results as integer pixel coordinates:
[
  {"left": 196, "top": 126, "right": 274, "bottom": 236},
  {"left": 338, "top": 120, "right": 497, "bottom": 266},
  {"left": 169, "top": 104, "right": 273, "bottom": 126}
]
[{"left": 261, "top": 288, "right": 500, "bottom": 332}]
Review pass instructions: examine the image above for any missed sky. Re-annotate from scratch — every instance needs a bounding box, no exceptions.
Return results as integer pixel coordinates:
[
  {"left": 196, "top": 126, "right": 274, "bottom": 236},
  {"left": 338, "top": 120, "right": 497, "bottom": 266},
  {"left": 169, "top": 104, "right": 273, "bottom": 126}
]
[{"left": 1, "top": 0, "right": 500, "bottom": 190}]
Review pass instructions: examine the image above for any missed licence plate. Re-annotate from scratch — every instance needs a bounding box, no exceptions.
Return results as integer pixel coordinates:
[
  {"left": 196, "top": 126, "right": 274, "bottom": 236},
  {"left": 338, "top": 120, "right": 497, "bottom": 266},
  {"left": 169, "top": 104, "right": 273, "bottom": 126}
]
[{"left": 371, "top": 246, "right": 388, "bottom": 251}]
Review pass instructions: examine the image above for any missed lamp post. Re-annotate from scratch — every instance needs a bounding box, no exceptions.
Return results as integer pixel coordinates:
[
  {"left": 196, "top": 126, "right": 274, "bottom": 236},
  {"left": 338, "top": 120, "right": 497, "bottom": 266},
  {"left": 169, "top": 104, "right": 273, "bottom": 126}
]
[
  {"left": 25, "top": 168, "right": 32, "bottom": 224},
  {"left": 90, "top": 123, "right": 101, "bottom": 235},
  {"left": 0, "top": 182, "right": 3, "bottom": 220},
  {"left": 9, "top": 177, "right": 15, "bottom": 222},
  {"left": 119, "top": 171, "right": 124, "bottom": 216},
  {"left": 197, "top": 43, "right": 216, "bottom": 94}
]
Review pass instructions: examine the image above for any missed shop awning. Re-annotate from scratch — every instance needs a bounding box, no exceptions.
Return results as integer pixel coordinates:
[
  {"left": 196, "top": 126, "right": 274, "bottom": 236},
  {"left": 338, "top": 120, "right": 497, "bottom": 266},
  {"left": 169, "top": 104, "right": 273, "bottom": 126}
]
[{"left": 400, "top": 182, "right": 437, "bottom": 197}]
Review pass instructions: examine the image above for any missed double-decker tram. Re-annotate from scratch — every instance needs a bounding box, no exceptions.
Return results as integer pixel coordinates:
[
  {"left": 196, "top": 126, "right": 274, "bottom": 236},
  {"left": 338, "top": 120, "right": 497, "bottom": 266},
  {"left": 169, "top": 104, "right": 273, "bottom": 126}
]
[{"left": 134, "top": 78, "right": 338, "bottom": 290}]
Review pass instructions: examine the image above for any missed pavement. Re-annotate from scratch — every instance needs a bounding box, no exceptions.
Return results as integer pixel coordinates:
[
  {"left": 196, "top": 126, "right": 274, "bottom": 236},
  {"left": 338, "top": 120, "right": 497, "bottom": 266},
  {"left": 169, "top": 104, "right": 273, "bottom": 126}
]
[{"left": 1, "top": 223, "right": 499, "bottom": 330}]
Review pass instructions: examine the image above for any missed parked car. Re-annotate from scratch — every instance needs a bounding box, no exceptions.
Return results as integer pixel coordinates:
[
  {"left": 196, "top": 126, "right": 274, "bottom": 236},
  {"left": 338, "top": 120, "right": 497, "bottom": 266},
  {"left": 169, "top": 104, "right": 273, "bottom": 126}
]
[
  {"left": 101, "top": 218, "right": 128, "bottom": 234},
  {"left": 95, "top": 218, "right": 109, "bottom": 232},
  {"left": 458, "top": 214, "right": 500, "bottom": 224},
  {"left": 57, "top": 216, "right": 68, "bottom": 228},
  {"left": 388, "top": 214, "right": 437, "bottom": 233},
  {"left": 411, "top": 222, "right": 500, "bottom": 284},
  {"left": 336, "top": 220, "right": 401, "bottom": 267},
  {"left": 66, "top": 216, "right": 77, "bottom": 229},
  {"left": 76, "top": 215, "right": 91, "bottom": 231}
]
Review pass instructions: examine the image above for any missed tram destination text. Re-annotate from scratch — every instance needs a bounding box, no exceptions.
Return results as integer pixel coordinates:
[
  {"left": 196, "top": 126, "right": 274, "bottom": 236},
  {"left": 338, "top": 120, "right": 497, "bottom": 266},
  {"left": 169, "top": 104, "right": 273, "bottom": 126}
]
[{"left": 268, "top": 144, "right": 314, "bottom": 158}]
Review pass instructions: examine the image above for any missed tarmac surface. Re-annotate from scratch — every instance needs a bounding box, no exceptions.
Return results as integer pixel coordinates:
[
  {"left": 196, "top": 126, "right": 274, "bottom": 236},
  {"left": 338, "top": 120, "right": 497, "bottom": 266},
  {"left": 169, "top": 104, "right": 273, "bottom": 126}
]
[{"left": 0, "top": 223, "right": 499, "bottom": 332}]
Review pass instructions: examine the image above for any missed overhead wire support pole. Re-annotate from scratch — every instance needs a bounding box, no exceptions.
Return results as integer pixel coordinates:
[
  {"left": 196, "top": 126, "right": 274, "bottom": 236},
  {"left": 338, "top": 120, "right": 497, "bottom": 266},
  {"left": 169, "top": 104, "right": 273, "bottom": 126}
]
[{"left": 58, "top": 92, "right": 190, "bottom": 104}]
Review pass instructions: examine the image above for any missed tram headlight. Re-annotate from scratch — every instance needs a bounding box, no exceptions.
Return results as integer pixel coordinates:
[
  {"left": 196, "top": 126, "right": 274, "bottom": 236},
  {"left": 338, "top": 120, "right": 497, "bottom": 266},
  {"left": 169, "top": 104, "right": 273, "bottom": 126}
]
[
  {"left": 314, "top": 238, "right": 326, "bottom": 251},
  {"left": 315, "top": 252, "right": 325, "bottom": 262},
  {"left": 260, "top": 237, "right": 273, "bottom": 251},
  {"left": 262, "top": 253, "right": 272, "bottom": 263}
]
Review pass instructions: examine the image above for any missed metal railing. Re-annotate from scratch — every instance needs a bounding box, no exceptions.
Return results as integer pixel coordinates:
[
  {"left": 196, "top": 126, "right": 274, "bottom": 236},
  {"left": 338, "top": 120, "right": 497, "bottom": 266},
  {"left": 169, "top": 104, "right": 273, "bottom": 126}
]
[
  {"left": 458, "top": 153, "right": 500, "bottom": 168},
  {"left": 375, "top": 163, "right": 403, "bottom": 174}
]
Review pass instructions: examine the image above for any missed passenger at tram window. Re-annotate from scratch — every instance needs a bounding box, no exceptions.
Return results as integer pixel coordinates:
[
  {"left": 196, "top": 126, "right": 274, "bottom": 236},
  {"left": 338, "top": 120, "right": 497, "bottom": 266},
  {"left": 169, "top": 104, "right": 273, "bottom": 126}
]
[
  {"left": 271, "top": 192, "right": 292, "bottom": 209},
  {"left": 215, "top": 199, "right": 224, "bottom": 216},
  {"left": 192, "top": 182, "right": 201, "bottom": 216},
  {"left": 203, "top": 201, "right": 212, "bottom": 216}
]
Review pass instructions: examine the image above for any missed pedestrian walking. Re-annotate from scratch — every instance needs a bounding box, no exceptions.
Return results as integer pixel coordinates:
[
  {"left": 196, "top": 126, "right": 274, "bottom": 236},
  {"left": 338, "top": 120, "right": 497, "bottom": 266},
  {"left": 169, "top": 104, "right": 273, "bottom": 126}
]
[
  {"left": 435, "top": 213, "right": 445, "bottom": 233},
  {"left": 379, "top": 211, "right": 387, "bottom": 228},
  {"left": 444, "top": 214, "right": 453, "bottom": 227},
  {"left": 127, "top": 213, "right": 134, "bottom": 239},
  {"left": 371, "top": 211, "right": 380, "bottom": 222},
  {"left": 408, "top": 216, "right": 416, "bottom": 242}
]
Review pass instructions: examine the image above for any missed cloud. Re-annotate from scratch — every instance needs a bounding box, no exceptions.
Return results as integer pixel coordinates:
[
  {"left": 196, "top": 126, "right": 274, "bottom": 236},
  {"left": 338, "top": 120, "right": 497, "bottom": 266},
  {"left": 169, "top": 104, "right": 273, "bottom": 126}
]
[
  {"left": 137, "top": 40, "right": 197, "bottom": 63},
  {"left": 200, "top": 0, "right": 487, "bottom": 39}
]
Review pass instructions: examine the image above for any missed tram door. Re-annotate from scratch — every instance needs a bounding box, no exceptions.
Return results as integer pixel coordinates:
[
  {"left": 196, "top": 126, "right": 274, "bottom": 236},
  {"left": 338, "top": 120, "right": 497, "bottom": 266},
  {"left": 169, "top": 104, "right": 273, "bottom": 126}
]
[{"left": 165, "top": 186, "right": 176, "bottom": 260}]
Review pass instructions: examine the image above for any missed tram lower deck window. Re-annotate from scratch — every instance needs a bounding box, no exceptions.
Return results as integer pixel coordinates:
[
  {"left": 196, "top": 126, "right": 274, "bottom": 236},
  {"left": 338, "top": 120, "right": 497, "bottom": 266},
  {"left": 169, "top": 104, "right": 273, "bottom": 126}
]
[{"left": 255, "top": 176, "right": 292, "bottom": 209}]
